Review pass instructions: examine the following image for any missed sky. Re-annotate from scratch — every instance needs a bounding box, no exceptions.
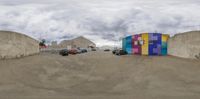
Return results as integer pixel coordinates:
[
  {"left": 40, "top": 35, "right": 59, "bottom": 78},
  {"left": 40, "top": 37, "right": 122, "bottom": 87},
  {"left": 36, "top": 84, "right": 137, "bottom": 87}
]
[{"left": 0, "top": 0, "right": 200, "bottom": 47}]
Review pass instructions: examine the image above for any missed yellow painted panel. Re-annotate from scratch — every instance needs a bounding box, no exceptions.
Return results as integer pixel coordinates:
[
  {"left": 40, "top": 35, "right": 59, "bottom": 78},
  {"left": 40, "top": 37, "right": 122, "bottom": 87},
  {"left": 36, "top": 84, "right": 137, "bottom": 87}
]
[
  {"left": 142, "top": 33, "right": 149, "bottom": 55},
  {"left": 162, "top": 34, "right": 170, "bottom": 42}
]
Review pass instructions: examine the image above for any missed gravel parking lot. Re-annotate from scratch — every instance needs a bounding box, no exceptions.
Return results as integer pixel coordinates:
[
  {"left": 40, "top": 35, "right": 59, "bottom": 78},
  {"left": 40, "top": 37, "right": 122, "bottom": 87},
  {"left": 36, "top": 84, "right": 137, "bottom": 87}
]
[{"left": 0, "top": 51, "right": 200, "bottom": 99}]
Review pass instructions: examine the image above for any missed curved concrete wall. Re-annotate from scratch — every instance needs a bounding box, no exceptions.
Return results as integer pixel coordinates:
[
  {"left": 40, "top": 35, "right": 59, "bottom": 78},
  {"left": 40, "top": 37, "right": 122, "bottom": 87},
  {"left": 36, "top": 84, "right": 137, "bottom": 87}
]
[
  {"left": 0, "top": 31, "right": 39, "bottom": 59},
  {"left": 168, "top": 31, "right": 200, "bottom": 59}
]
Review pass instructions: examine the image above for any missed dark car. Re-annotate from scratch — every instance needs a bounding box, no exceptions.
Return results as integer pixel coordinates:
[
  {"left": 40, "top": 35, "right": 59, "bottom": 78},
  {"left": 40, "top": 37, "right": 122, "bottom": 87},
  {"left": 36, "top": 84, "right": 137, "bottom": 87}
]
[
  {"left": 115, "top": 49, "right": 127, "bottom": 56},
  {"left": 59, "top": 49, "right": 69, "bottom": 56},
  {"left": 112, "top": 49, "right": 117, "bottom": 54},
  {"left": 104, "top": 49, "right": 110, "bottom": 52},
  {"left": 76, "top": 48, "right": 83, "bottom": 54},
  {"left": 91, "top": 48, "right": 96, "bottom": 51},
  {"left": 81, "top": 49, "right": 88, "bottom": 53},
  {"left": 76, "top": 48, "right": 87, "bottom": 53}
]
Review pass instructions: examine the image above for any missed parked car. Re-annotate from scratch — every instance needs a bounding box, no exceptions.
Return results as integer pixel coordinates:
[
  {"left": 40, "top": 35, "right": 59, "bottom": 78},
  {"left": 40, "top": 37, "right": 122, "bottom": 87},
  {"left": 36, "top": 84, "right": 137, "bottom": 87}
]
[
  {"left": 68, "top": 49, "right": 78, "bottom": 54},
  {"left": 59, "top": 49, "right": 69, "bottom": 56},
  {"left": 104, "top": 49, "right": 110, "bottom": 52},
  {"left": 81, "top": 49, "right": 88, "bottom": 53},
  {"left": 115, "top": 49, "right": 127, "bottom": 56},
  {"left": 91, "top": 48, "right": 96, "bottom": 51},
  {"left": 76, "top": 48, "right": 82, "bottom": 54},
  {"left": 76, "top": 48, "right": 88, "bottom": 54},
  {"left": 112, "top": 49, "right": 117, "bottom": 54}
]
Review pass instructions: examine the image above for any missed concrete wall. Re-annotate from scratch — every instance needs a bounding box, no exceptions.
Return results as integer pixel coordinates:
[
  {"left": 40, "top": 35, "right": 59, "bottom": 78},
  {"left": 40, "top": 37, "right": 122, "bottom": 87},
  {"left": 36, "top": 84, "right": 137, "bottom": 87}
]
[
  {"left": 168, "top": 31, "right": 200, "bottom": 59},
  {"left": 0, "top": 31, "right": 39, "bottom": 59}
]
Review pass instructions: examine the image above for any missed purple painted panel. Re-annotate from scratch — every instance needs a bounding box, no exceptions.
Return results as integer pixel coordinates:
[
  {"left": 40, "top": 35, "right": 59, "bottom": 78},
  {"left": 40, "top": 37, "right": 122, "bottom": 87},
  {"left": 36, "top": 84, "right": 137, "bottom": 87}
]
[
  {"left": 153, "top": 36, "right": 158, "bottom": 40},
  {"left": 132, "top": 34, "right": 141, "bottom": 54},
  {"left": 153, "top": 48, "right": 157, "bottom": 53},
  {"left": 149, "top": 33, "right": 154, "bottom": 40},
  {"left": 157, "top": 44, "right": 162, "bottom": 55}
]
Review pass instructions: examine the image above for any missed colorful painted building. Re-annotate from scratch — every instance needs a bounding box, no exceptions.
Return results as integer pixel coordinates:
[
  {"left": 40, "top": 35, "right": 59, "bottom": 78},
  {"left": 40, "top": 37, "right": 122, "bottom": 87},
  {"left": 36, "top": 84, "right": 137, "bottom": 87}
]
[{"left": 122, "top": 33, "right": 170, "bottom": 56}]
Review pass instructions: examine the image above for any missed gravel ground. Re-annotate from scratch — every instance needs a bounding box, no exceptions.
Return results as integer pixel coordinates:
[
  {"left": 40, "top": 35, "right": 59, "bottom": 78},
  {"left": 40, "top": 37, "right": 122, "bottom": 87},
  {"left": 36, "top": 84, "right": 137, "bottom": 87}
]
[{"left": 0, "top": 51, "right": 200, "bottom": 99}]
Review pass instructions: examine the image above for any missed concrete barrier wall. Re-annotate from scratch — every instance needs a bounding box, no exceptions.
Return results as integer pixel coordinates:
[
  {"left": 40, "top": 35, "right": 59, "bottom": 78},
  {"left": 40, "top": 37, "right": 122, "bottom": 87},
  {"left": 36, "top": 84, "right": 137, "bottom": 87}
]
[
  {"left": 0, "top": 31, "right": 40, "bottom": 59},
  {"left": 168, "top": 31, "right": 200, "bottom": 59}
]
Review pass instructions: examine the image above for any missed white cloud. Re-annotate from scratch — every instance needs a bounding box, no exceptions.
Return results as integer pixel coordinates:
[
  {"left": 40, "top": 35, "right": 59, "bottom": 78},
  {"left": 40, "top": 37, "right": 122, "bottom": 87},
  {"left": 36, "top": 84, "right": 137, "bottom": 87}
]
[{"left": 0, "top": 0, "right": 200, "bottom": 47}]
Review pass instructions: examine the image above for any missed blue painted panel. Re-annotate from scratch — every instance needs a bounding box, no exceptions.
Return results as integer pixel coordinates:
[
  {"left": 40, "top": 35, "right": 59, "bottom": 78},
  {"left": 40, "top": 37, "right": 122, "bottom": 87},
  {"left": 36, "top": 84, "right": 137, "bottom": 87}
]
[
  {"left": 149, "top": 43, "right": 156, "bottom": 55},
  {"left": 161, "top": 42, "right": 168, "bottom": 55},
  {"left": 149, "top": 33, "right": 155, "bottom": 55},
  {"left": 148, "top": 33, "right": 153, "bottom": 55},
  {"left": 122, "top": 38, "right": 126, "bottom": 51},
  {"left": 148, "top": 33, "right": 162, "bottom": 55},
  {"left": 149, "top": 45, "right": 154, "bottom": 55},
  {"left": 148, "top": 33, "right": 153, "bottom": 41},
  {"left": 156, "top": 33, "right": 162, "bottom": 55},
  {"left": 126, "top": 36, "right": 132, "bottom": 54},
  {"left": 161, "top": 48, "right": 168, "bottom": 55}
]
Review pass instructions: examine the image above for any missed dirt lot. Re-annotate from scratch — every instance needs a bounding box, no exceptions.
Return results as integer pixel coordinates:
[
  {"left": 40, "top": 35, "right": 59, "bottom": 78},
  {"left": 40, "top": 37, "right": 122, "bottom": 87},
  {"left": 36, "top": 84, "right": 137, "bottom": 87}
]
[{"left": 0, "top": 51, "right": 200, "bottom": 99}]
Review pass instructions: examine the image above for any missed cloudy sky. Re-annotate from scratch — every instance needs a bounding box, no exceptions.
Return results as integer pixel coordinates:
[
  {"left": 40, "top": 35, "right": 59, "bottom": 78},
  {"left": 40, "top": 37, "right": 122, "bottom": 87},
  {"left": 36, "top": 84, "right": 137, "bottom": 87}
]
[{"left": 0, "top": 0, "right": 200, "bottom": 46}]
